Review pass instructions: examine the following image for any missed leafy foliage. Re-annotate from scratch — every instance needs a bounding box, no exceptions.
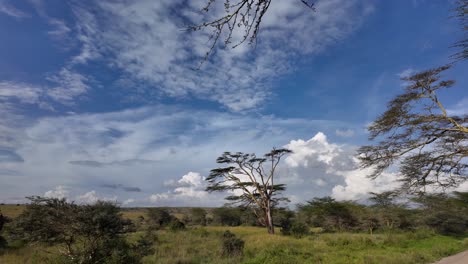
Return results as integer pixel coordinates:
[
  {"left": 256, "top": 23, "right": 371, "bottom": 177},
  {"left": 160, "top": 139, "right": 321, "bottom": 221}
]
[
  {"left": 190, "top": 208, "right": 208, "bottom": 226},
  {"left": 147, "top": 208, "right": 174, "bottom": 230},
  {"left": 221, "top": 230, "right": 244, "bottom": 257},
  {"left": 8, "top": 197, "right": 148, "bottom": 264},
  {"left": 297, "top": 197, "right": 359, "bottom": 232},
  {"left": 358, "top": 65, "right": 467, "bottom": 193},
  {"left": 412, "top": 192, "right": 468, "bottom": 235},
  {"left": 207, "top": 148, "right": 291, "bottom": 234}
]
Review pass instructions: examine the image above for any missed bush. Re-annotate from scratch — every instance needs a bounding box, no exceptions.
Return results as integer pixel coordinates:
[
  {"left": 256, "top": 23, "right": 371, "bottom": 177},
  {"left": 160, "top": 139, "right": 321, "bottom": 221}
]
[
  {"left": 168, "top": 219, "right": 186, "bottom": 232},
  {"left": 0, "top": 235, "right": 7, "bottom": 249},
  {"left": 212, "top": 207, "right": 242, "bottom": 226},
  {"left": 221, "top": 231, "right": 244, "bottom": 257},
  {"left": 290, "top": 221, "right": 310, "bottom": 238},
  {"left": 147, "top": 208, "right": 173, "bottom": 230},
  {"left": 190, "top": 208, "right": 207, "bottom": 226},
  {"left": 8, "top": 197, "right": 147, "bottom": 263}
]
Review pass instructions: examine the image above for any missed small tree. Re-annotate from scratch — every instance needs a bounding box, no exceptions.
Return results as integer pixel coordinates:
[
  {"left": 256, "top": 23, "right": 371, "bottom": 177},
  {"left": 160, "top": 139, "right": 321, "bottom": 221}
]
[
  {"left": 207, "top": 148, "right": 291, "bottom": 234},
  {"left": 146, "top": 208, "right": 174, "bottom": 230},
  {"left": 298, "top": 197, "right": 359, "bottom": 232},
  {"left": 9, "top": 197, "right": 146, "bottom": 263}
]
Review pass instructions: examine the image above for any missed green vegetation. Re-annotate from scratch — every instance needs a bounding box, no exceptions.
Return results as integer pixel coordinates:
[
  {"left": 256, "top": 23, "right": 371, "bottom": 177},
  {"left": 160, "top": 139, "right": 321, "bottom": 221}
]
[
  {"left": 0, "top": 192, "right": 467, "bottom": 263},
  {"left": 0, "top": 226, "right": 467, "bottom": 264}
]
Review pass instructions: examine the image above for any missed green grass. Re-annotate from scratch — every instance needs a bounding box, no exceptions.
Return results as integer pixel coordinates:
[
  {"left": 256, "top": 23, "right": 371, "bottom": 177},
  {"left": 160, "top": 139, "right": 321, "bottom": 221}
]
[
  {"left": 0, "top": 204, "right": 25, "bottom": 219},
  {"left": 1, "top": 206, "right": 467, "bottom": 263},
  {"left": 3, "top": 226, "right": 466, "bottom": 264}
]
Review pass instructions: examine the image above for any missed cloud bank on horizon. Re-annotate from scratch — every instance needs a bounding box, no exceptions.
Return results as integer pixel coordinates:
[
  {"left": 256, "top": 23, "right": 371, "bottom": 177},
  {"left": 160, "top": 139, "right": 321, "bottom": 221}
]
[{"left": 0, "top": 0, "right": 467, "bottom": 206}]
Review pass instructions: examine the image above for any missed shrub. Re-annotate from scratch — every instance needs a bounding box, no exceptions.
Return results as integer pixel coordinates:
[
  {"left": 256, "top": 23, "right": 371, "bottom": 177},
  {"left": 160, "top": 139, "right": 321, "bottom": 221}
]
[
  {"left": 8, "top": 197, "right": 147, "bottom": 263},
  {"left": 221, "top": 231, "right": 244, "bottom": 257},
  {"left": 168, "top": 219, "right": 186, "bottom": 232},
  {"left": 147, "top": 208, "right": 173, "bottom": 230},
  {"left": 190, "top": 208, "right": 207, "bottom": 226},
  {"left": 290, "top": 221, "right": 310, "bottom": 238}
]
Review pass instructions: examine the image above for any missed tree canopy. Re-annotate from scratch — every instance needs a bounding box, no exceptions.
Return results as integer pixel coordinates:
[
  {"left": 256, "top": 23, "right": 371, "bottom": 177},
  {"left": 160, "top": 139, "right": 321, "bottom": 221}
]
[
  {"left": 358, "top": 65, "right": 467, "bottom": 193},
  {"left": 206, "top": 148, "right": 291, "bottom": 234}
]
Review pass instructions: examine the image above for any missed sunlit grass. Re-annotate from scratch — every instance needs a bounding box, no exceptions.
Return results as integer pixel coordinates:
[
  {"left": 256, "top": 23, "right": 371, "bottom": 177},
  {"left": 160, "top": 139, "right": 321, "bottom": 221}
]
[{"left": 1, "top": 211, "right": 467, "bottom": 264}]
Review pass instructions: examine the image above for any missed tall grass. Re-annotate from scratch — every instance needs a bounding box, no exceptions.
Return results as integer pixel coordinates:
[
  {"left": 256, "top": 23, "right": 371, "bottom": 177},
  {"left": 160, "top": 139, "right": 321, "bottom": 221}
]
[{"left": 1, "top": 225, "right": 467, "bottom": 263}]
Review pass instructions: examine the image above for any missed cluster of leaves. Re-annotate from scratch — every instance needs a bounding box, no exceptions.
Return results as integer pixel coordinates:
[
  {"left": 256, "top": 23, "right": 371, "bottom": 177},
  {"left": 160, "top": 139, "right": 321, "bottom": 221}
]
[{"left": 7, "top": 197, "right": 153, "bottom": 264}]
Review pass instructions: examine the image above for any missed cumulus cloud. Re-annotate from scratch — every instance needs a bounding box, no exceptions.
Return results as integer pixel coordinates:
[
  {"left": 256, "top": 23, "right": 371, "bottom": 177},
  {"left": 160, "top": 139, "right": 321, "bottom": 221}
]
[
  {"left": 149, "top": 172, "right": 210, "bottom": 205},
  {"left": 0, "top": 104, "right": 371, "bottom": 206},
  {"left": 283, "top": 132, "right": 402, "bottom": 201},
  {"left": 44, "top": 185, "right": 69, "bottom": 199},
  {"left": 69, "top": 0, "right": 373, "bottom": 111},
  {"left": 76, "top": 190, "right": 117, "bottom": 204}
]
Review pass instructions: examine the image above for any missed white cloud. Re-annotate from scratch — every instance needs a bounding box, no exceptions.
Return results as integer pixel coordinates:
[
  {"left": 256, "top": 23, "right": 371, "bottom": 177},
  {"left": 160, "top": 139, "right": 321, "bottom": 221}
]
[
  {"left": 0, "top": 81, "right": 43, "bottom": 104},
  {"left": 47, "top": 68, "right": 90, "bottom": 103},
  {"left": 0, "top": 0, "right": 29, "bottom": 19},
  {"left": 0, "top": 104, "right": 373, "bottom": 206},
  {"left": 122, "top": 198, "right": 135, "bottom": 205},
  {"left": 335, "top": 128, "right": 355, "bottom": 137},
  {"left": 44, "top": 185, "right": 69, "bottom": 199},
  {"left": 47, "top": 19, "right": 71, "bottom": 38},
  {"left": 69, "top": 0, "right": 373, "bottom": 111},
  {"left": 149, "top": 172, "right": 210, "bottom": 205},
  {"left": 398, "top": 68, "right": 415, "bottom": 79},
  {"left": 331, "top": 159, "right": 401, "bottom": 200},
  {"left": 76, "top": 190, "right": 117, "bottom": 204},
  {"left": 283, "top": 132, "right": 402, "bottom": 201},
  {"left": 447, "top": 97, "right": 468, "bottom": 116}
]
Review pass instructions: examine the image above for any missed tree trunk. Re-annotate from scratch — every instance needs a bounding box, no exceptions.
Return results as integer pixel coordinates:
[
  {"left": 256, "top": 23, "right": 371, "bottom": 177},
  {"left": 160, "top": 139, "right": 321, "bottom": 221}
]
[{"left": 265, "top": 200, "right": 274, "bottom": 234}]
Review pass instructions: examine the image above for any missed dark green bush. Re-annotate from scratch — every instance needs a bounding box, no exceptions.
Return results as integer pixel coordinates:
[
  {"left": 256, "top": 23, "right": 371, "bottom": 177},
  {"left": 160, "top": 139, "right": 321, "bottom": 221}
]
[
  {"left": 147, "top": 208, "right": 174, "bottom": 230},
  {"left": 291, "top": 221, "right": 310, "bottom": 238},
  {"left": 168, "top": 219, "right": 186, "bottom": 232},
  {"left": 221, "top": 231, "right": 244, "bottom": 257}
]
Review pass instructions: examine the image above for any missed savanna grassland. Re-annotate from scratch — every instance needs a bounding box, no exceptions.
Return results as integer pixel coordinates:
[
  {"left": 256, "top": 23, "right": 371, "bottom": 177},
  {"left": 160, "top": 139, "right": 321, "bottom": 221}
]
[{"left": 1, "top": 205, "right": 467, "bottom": 264}]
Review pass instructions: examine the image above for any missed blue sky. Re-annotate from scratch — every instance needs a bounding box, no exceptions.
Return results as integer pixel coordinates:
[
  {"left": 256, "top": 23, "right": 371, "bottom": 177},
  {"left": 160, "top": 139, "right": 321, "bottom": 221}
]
[{"left": 0, "top": 0, "right": 466, "bottom": 206}]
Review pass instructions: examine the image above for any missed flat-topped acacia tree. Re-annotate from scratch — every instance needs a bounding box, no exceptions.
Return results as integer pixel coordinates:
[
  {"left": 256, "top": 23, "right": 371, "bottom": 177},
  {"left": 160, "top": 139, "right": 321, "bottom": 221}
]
[{"left": 206, "top": 148, "right": 292, "bottom": 234}]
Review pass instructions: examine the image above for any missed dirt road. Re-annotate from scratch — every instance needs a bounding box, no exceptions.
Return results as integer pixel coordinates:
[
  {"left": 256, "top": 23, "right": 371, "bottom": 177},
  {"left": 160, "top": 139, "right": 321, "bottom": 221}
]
[{"left": 433, "top": 250, "right": 468, "bottom": 264}]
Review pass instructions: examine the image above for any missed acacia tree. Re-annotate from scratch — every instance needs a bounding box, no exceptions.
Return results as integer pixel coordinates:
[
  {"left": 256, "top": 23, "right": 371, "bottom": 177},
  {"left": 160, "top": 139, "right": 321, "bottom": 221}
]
[
  {"left": 359, "top": 1, "right": 467, "bottom": 193},
  {"left": 206, "top": 148, "right": 291, "bottom": 234},
  {"left": 190, "top": 0, "right": 315, "bottom": 62},
  {"left": 452, "top": 0, "right": 467, "bottom": 61},
  {"left": 358, "top": 65, "right": 467, "bottom": 193}
]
